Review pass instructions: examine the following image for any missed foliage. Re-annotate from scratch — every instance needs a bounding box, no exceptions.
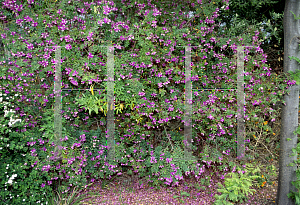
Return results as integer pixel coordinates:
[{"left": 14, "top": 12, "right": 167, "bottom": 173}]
[
  {"left": 216, "top": 0, "right": 284, "bottom": 50},
  {"left": 214, "top": 163, "right": 262, "bottom": 205},
  {"left": 46, "top": 185, "right": 102, "bottom": 205},
  {"left": 0, "top": 0, "right": 296, "bottom": 204}
]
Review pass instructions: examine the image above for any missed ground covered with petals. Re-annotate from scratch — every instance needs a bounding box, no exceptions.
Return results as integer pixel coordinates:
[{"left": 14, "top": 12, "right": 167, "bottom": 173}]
[{"left": 71, "top": 157, "right": 279, "bottom": 205}]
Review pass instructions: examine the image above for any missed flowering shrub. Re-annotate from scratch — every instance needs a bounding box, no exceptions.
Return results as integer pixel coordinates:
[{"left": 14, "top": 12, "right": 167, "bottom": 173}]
[{"left": 0, "top": 0, "right": 296, "bottom": 204}]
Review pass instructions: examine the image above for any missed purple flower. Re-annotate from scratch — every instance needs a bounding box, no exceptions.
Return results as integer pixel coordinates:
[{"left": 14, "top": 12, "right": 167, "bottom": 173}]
[
  {"left": 16, "top": 19, "right": 23, "bottom": 26},
  {"left": 103, "top": 18, "right": 111, "bottom": 24},
  {"left": 80, "top": 134, "right": 86, "bottom": 142},
  {"left": 103, "top": 5, "right": 111, "bottom": 15},
  {"left": 15, "top": 4, "right": 23, "bottom": 12},
  {"left": 152, "top": 8, "right": 161, "bottom": 16},
  {"left": 88, "top": 52, "right": 94, "bottom": 59},
  {"left": 27, "top": 141, "right": 36, "bottom": 146},
  {"left": 41, "top": 33, "right": 49, "bottom": 39},
  {"left": 207, "top": 114, "right": 214, "bottom": 120},
  {"left": 77, "top": 8, "right": 86, "bottom": 14},
  {"left": 43, "top": 53, "right": 50, "bottom": 59},
  {"left": 138, "top": 92, "right": 145, "bottom": 96},
  {"left": 41, "top": 164, "right": 51, "bottom": 172},
  {"left": 41, "top": 183, "right": 45, "bottom": 188},
  {"left": 58, "top": 24, "right": 66, "bottom": 31},
  {"left": 87, "top": 32, "right": 93, "bottom": 41},
  {"left": 97, "top": 20, "right": 104, "bottom": 26},
  {"left": 65, "top": 44, "right": 72, "bottom": 50},
  {"left": 168, "top": 106, "right": 174, "bottom": 112},
  {"left": 150, "top": 156, "right": 157, "bottom": 163},
  {"left": 27, "top": 44, "right": 34, "bottom": 50},
  {"left": 24, "top": 15, "right": 32, "bottom": 22},
  {"left": 166, "top": 158, "right": 172, "bottom": 163},
  {"left": 1, "top": 33, "right": 7, "bottom": 39},
  {"left": 39, "top": 60, "right": 49, "bottom": 67},
  {"left": 51, "top": 59, "right": 60, "bottom": 65},
  {"left": 68, "top": 157, "right": 75, "bottom": 164}
]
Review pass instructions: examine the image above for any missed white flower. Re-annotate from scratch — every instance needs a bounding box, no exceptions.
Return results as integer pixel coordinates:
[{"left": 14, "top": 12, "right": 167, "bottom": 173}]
[{"left": 7, "top": 179, "right": 13, "bottom": 184}]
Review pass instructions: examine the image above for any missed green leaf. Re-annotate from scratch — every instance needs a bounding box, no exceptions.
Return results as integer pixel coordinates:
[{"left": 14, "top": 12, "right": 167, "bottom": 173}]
[
  {"left": 293, "top": 126, "right": 300, "bottom": 135},
  {"left": 288, "top": 163, "right": 295, "bottom": 167},
  {"left": 180, "top": 191, "right": 190, "bottom": 197},
  {"left": 287, "top": 138, "right": 292, "bottom": 141},
  {"left": 288, "top": 56, "right": 300, "bottom": 64},
  {"left": 290, "top": 11, "right": 300, "bottom": 20},
  {"left": 173, "top": 195, "right": 180, "bottom": 199},
  {"left": 228, "top": 191, "right": 238, "bottom": 202}
]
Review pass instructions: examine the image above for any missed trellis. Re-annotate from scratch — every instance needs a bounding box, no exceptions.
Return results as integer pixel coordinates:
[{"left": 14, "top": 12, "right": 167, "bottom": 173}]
[{"left": 48, "top": 43, "right": 250, "bottom": 163}]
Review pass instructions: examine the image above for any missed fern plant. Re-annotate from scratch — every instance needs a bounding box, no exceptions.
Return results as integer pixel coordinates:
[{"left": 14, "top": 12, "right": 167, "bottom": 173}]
[{"left": 214, "top": 163, "right": 261, "bottom": 205}]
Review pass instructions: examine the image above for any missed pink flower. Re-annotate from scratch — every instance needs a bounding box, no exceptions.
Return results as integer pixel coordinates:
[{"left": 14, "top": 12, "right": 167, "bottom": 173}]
[
  {"left": 32, "top": 21, "right": 38, "bottom": 27},
  {"left": 166, "top": 158, "right": 172, "bottom": 163},
  {"left": 65, "top": 44, "right": 72, "bottom": 50},
  {"left": 27, "top": 43, "right": 34, "bottom": 50},
  {"left": 88, "top": 52, "right": 94, "bottom": 59},
  {"left": 87, "top": 32, "right": 94, "bottom": 41},
  {"left": 16, "top": 19, "right": 23, "bottom": 26},
  {"left": 138, "top": 92, "right": 145, "bottom": 96}
]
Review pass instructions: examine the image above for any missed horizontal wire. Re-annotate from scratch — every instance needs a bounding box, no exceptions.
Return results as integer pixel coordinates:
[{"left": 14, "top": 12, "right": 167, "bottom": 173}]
[{"left": 25, "top": 87, "right": 240, "bottom": 90}]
